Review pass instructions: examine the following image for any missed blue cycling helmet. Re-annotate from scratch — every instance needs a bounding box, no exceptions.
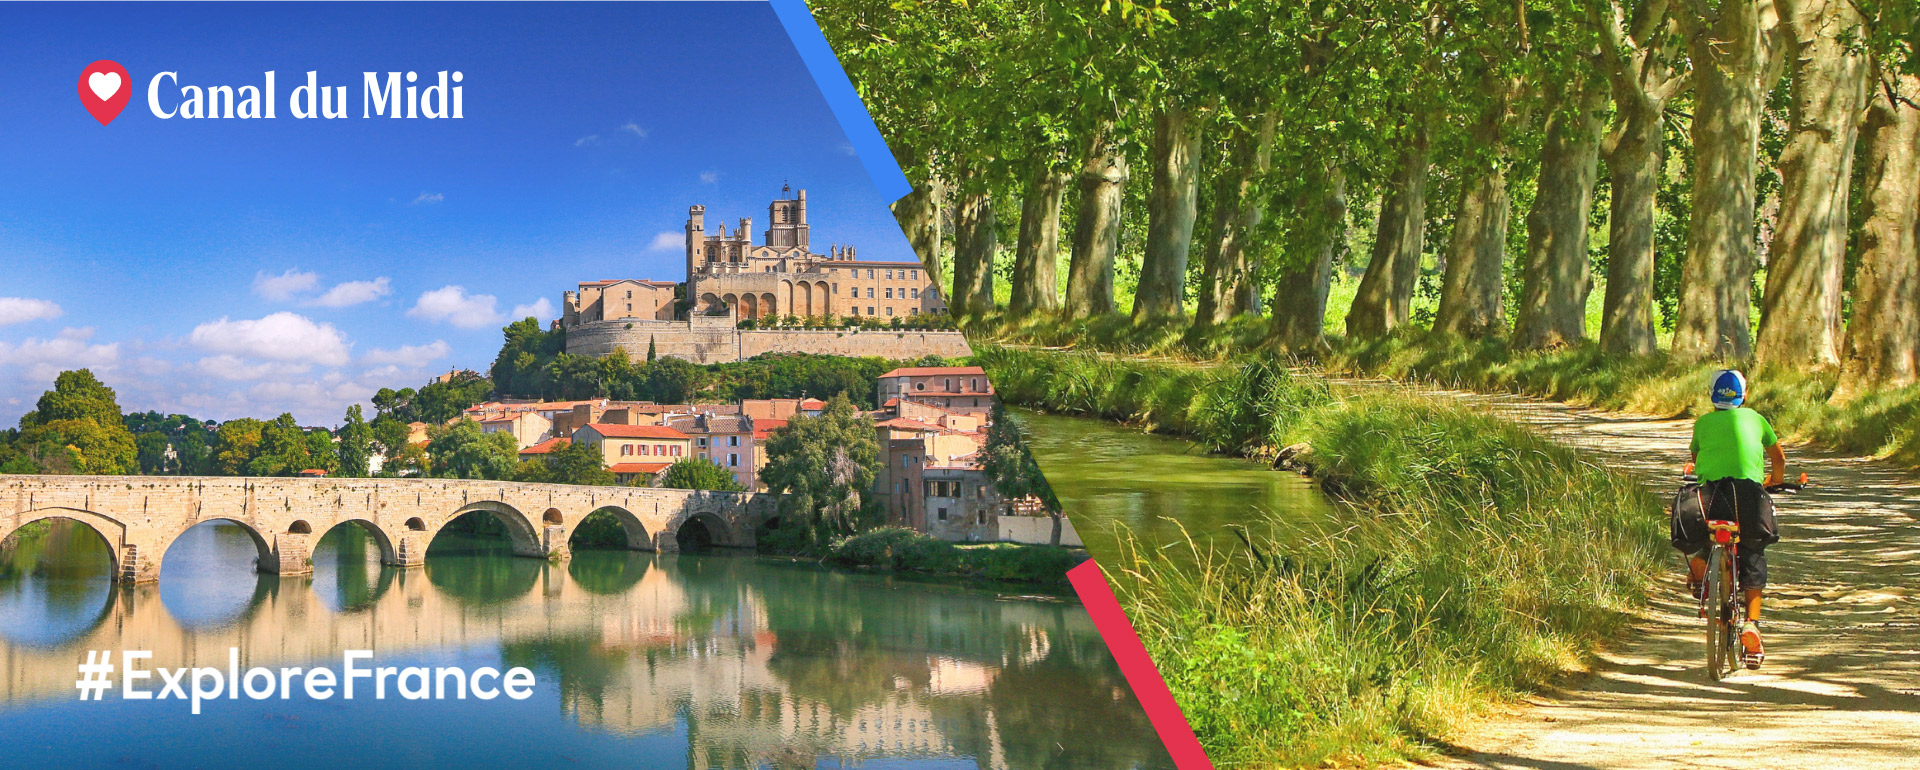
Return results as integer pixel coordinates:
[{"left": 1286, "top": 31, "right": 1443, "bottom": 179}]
[{"left": 1710, "top": 369, "right": 1746, "bottom": 410}]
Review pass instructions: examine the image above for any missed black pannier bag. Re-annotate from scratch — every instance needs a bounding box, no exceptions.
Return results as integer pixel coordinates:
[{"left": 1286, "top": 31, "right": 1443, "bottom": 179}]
[{"left": 1670, "top": 478, "right": 1778, "bottom": 553}]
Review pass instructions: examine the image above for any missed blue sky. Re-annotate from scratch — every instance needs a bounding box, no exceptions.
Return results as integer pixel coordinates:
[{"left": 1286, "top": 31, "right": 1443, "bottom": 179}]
[{"left": 0, "top": 1, "right": 912, "bottom": 426}]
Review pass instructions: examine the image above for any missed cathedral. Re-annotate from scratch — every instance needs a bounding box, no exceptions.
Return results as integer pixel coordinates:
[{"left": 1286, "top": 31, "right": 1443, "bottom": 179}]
[{"left": 561, "top": 186, "right": 946, "bottom": 329}]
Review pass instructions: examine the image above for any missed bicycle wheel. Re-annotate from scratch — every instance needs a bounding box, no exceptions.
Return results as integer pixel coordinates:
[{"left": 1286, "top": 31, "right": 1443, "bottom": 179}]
[{"left": 1706, "top": 546, "right": 1730, "bottom": 680}]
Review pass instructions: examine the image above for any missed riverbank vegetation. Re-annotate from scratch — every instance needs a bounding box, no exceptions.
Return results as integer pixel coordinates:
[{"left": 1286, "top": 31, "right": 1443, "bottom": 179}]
[
  {"left": 827, "top": 527, "right": 1087, "bottom": 587},
  {"left": 980, "top": 345, "right": 1666, "bottom": 764}
]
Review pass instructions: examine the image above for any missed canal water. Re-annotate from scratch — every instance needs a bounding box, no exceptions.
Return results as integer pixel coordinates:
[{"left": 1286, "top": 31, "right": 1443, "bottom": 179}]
[
  {"left": 0, "top": 518, "right": 1170, "bottom": 770},
  {"left": 1015, "top": 410, "right": 1337, "bottom": 564}
]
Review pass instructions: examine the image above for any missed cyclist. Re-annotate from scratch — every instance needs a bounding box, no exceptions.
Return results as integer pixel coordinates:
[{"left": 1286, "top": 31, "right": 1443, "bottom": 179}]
[{"left": 1680, "top": 369, "right": 1786, "bottom": 669}]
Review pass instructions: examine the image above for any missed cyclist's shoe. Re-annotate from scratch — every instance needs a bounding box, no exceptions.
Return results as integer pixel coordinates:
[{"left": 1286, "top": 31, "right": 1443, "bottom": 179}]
[
  {"left": 1740, "top": 621, "right": 1765, "bottom": 670},
  {"left": 1687, "top": 576, "right": 1705, "bottom": 602}
]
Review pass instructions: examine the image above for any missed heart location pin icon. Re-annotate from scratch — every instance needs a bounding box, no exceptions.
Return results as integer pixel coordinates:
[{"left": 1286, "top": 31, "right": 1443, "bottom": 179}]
[{"left": 78, "top": 60, "right": 131, "bottom": 125}]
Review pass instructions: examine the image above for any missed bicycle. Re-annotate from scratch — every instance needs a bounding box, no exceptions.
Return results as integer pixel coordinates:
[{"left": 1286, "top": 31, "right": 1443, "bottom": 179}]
[{"left": 1681, "top": 469, "right": 1805, "bottom": 680}]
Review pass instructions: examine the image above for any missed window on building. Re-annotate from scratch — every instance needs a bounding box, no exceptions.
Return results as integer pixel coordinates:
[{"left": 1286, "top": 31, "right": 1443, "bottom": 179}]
[
  {"left": 729, "top": 453, "right": 739, "bottom": 467},
  {"left": 866, "top": 287, "right": 874, "bottom": 298},
  {"left": 867, "top": 306, "right": 875, "bottom": 315},
  {"left": 911, "top": 270, "right": 918, "bottom": 280},
  {"left": 621, "top": 445, "right": 634, "bottom": 456},
  {"left": 885, "top": 269, "right": 893, "bottom": 280},
  {"left": 937, "top": 507, "right": 948, "bottom": 521},
  {"left": 944, "top": 378, "right": 952, "bottom": 391},
  {"left": 728, "top": 435, "right": 739, "bottom": 447},
  {"left": 884, "top": 288, "right": 893, "bottom": 299},
  {"left": 914, "top": 382, "right": 925, "bottom": 391},
  {"left": 868, "top": 269, "right": 875, "bottom": 279},
  {"left": 626, "top": 290, "right": 632, "bottom": 298},
  {"left": 911, "top": 288, "right": 919, "bottom": 298},
  {"left": 973, "top": 378, "right": 982, "bottom": 391},
  {"left": 672, "top": 446, "right": 683, "bottom": 456},
  {"left": 978, "top": 511, "right": 986, "bottom": 525},
  {"left": 886, "top": 307, "right": 894, "bottom": 316}
]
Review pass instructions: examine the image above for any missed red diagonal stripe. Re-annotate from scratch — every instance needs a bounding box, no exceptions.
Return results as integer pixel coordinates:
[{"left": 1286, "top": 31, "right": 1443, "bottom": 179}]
[{"left": 1069, "top": 559, "right": 1213, "bottom": 769}]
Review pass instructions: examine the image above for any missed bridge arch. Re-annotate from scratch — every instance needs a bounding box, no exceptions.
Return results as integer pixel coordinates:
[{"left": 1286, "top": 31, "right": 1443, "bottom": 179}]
[
  {"left": 314, "top": 518, "right": 398, "bottom": 566},
  {"left": 440, "top": 500, "right": 543, "bottom": 558},
  {"left": 669, "top": 509, "right": 745, "bottom": 553},
  {"left": 568, "top": 505, "right": 655, "bottom": 552},
  {"left": 4, "top": 508, "right": 125, "bottom": 580},
  {"left": 0, "top": 512, "right": 121, "bottom": 648},
  {"left": 157, "top": 517, "right": 275, "bottom": 575}
]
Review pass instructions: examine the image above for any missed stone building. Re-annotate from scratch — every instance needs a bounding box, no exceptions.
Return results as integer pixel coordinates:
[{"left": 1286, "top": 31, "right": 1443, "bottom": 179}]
[{"left": 683, "top": 186, "right": 946, "bottom": 321}]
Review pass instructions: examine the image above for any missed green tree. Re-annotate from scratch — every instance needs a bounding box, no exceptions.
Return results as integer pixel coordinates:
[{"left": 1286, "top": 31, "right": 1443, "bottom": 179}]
[
  {"left": 336, "top": 405, "right": 375, "bottom": 478},
  {"left": 425, "top": 420, "right": 519, "bottom": 480},
  {"left": 214, "top": 418, "right": 266, "bottom": 476},
  {"left": 548, "top": 439, "right": 616, "bottom": 486},
  {"left": 981, "top": 403, "right": 1066, "bottom": 545},
  {"left": 658, "top": 457, "right": 745, "bottom": 492},
  {"left": 248, "top": 414, "right": 323, "bottom": 476},
  {"left": 759, "top": 394, "right": 881, "bottom": 552},
  {"left": 16, "top": 370, "right": 137, "bottom": 475}
]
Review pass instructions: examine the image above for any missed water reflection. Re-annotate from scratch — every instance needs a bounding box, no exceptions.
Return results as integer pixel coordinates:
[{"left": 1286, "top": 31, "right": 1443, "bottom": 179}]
[
  {"left": 0, "top": 519, "right": 1170, "bottom": 769},
  {"left": 1018, "top": 409, "right": 1337, "bottom": 560},
  {"left": 0, "top": 520, "right": 115, "bottom": 647}
]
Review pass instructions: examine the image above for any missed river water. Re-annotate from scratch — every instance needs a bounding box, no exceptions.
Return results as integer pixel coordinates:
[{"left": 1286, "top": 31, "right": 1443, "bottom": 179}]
[
  {"left": 1015, "top": 410, "right": 1337, "bottom": 564},
  {"left": 0, "top": 518, "right": 1170, "bottom": 770}
]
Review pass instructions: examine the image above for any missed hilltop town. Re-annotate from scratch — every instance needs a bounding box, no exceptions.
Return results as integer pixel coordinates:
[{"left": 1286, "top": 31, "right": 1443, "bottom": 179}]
[{"left": 557, "top": 186, "right": 971, "bottom": 364}]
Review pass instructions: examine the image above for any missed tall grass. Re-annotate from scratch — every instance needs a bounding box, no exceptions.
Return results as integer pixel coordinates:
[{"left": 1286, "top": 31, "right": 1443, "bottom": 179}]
[{"left": 980, "top": 346, "right": 1667, "bottom": 766}]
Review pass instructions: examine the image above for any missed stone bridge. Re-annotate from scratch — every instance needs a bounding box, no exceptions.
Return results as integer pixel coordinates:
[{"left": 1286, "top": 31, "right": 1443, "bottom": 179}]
[{"left": 0, "top": 474, "right": 779, "bottom": 583}]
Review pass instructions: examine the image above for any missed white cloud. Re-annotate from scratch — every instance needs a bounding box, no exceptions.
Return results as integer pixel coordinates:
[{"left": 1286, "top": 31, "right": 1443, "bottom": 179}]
[
  {"left": 253, "top": 269, "right": 320, "bottom": 301},
  {"left": 838, "top": 142, "right": 858, "bottom": 156},
  {"left": 0, "top": 297, "right": 62, "bottom": 327},
  {"left": 621, "top": 123, "right": 648, "bottom": 138},
  {"left": 699, "top": 171, "right": 719, "bottom": 184},
  {"left": 362, "top": 340, "right": 451, "bottom": 367},
  {"left": 407, "top": 285, "right": 504, "bottom": 329},
  {"left": 0, "top": 327, "right": 120, "bottom": 380},
  {"left": 510, "top": 298, "right": 555, "bottom": 322},
  {"left": 306, "top": 277, "right": 392, "bottom": 308},
  {"left": 646, "top": 232, "right": 683, "bottom": 252},
  {"left": 188, "top": 312, "right": 352, "bottom": 366},
  {"left": 412, "top": 192, "right": 444, "bottom": 205},
  {"left": 196, "top": 355, "right": 310, "bottom": 381},
  {"left": 574, "top": 134, "right": 600, "bottom": 147}
]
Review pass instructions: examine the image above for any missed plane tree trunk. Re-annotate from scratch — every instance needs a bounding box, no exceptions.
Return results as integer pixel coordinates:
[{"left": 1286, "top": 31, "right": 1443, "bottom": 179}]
[
  {"left": 1270, "top": 161, "right": 1348, "bottom": 352},
  {"left": 1435, "top": 74, "right": 1526, "bottom": 338},
  {"left": 1754, "top": 0, "right": 1870, "bottom": 369},
  {"left": 1670, "top": 0, "right": 1783, "bottom": 361},
  {"left": 1196, "top": 113, "right": 1276, "bottom": 329},
  {"left": 950, "top": 174, "right": 998, "bottom": 318},
  {"left": 1514, "top": 75, "right": 1609, "bottom": 349},
  {"left": 1345, "top": 126, "right": 1430, "bottom": 340},
  {"left": 1596, "top": 0, "right": 1687, "bottom": 355},
  {"left": 1010, "top": 162, "right": 1069, "bottom": 316},
  {"left": 1836, "top": 70, "right": 1920, "bottom": 397},
  {"left": 892, "top": 176, "right": 946, "bottom": 290},
  {"left": 1133, "top": 103, "right": 1203, "bottom": 320},
  {"left": 1064, "top": 124, "right": 1128, "bottom": 319}
]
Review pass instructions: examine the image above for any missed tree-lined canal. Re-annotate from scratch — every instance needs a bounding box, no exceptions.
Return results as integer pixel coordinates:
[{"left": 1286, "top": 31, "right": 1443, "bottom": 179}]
[
  {"left": 1015, "top": 409, "right": 1336, "bottom": 563},
  {"left": 0, "top": 520, "right": 1171, "bottom": 770}
]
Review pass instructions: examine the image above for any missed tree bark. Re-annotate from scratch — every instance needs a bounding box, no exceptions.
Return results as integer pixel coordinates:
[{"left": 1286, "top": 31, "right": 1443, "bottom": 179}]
[
  {"left": 950, "top": 181, "right": 998, "bottom": 319},
  {"left": 1134, "top": 103, "right": 1203, "bottom": 319},
  {"left": 1596, "top": 0, "right": 1686, "bottom": 356},
  {"left": 1435, "top": 75, "right": 1526, "bottom": 338},
  {"left": 1065, "top": 124, "right": 1128, "bottom": 319},
  {"left": 1270, "top": 161, "right": 1348, "bottom": 351},
  {"left": 1346, "top": 126, "right": 1430, "bottom": 339},
  {"left": 1010, "top": 162, "right": 1069, "bottom": 316},
  {"left": 1514, "top": 74, "right": 1609, "bottom": 349},
  {"left": 1836, "top": 70, "right": 1920, "bottom": 397},
  {"left": 891, "top": 176, "right": 946, "bottom": 290},
  {"left": 1196, "top": 113, "right": 1277, "bottom": 328},
  {"left": 1753, "top": 0, "right": 1870, "bottom": 368},
  {"left": 1670, "top": 0, "right": 1784, "bottom": 361}
]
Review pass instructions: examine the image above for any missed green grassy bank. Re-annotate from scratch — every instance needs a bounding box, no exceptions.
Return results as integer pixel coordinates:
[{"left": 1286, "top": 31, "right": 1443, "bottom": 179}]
[
  {"left": 826, "top": 527, "right": 1088, "bottom": 587},
  {"left": 973, "top": 310, "right": 1920, "bottom": 469},
  {"left": 978, "top": 345, "right": 1667, "bottom": 766}
]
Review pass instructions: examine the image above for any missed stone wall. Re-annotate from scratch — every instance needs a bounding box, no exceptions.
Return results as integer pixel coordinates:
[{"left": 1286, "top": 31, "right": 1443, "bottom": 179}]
[{"left": 565, "top": 320, "right": 972, "bottom": 364}]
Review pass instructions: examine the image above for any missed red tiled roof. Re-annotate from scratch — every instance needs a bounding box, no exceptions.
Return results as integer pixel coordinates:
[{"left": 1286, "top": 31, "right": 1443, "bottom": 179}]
[
  {"left": 582, "top": 423, "right": 691, "bottom": 440},
  {"left": 609, "top": 462, "right": 672, "bottom": 475},
  {"left": 520, "top": 437, "right": 570, "bottom": 456},
  {"left": 751, "top": 418, "right": 789, "bottom": 439},
  {"left": 878, "top": 366, "right": 987, "bottom": 378}
]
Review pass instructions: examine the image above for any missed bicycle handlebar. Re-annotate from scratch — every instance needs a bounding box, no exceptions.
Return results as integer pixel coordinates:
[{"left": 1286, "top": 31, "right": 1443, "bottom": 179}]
[{"left": 1677, "top": 471, "right": 1810, "bottom": 495}]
